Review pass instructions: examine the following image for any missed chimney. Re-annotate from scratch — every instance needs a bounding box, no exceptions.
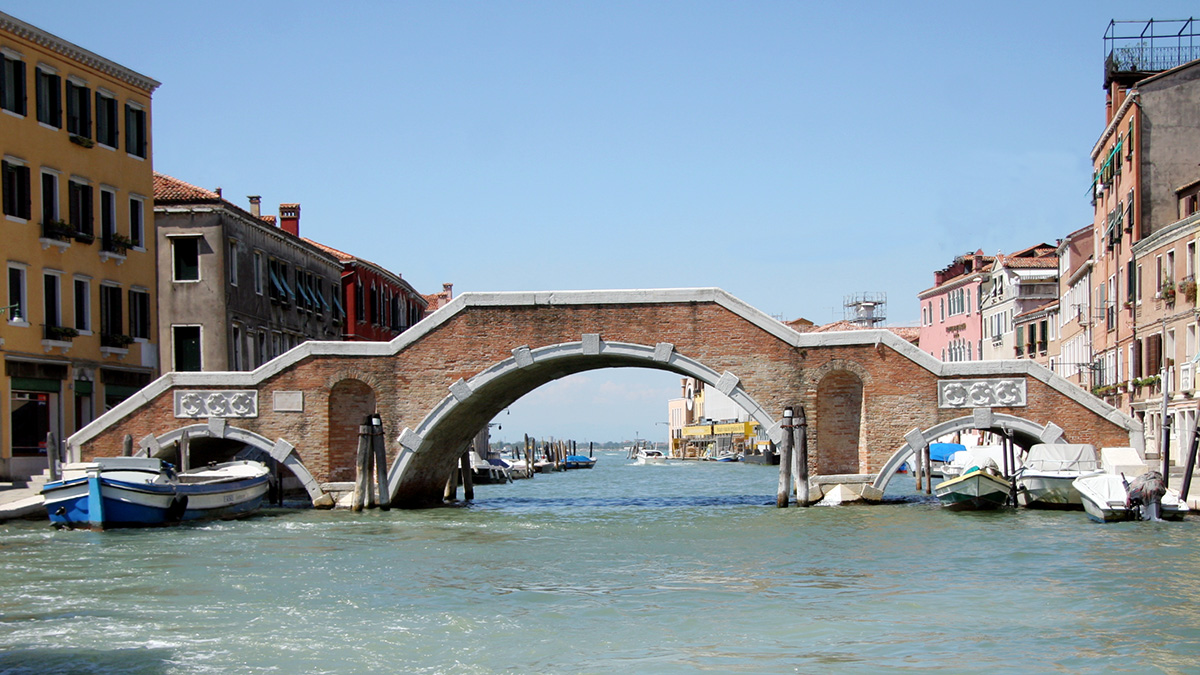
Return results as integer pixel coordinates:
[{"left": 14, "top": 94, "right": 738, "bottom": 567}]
[
  {"left": 215, "top": 187, "right": 222, "bottom": 198},
  {"left": 442, "top": 282, "right": 453, "bottom": 298},
  {"left": 279, "top": 203, "right": 300, "bottom": 236},
  {"left": 248, "top": 195, "right": 261, "bottom": 218}
]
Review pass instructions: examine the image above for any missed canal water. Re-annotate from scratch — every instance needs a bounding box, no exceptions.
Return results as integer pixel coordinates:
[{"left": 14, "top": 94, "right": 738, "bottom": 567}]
[{"left": 2, "top": 452, "right": 1199, "bottom": 674}]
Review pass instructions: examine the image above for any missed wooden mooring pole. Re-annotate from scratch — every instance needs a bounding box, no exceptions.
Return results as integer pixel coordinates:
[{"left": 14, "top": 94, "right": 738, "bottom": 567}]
[
  {"left": 777, "top": 406, "right": 794, "bottom": 508},
  {"left": 924, "top": 443, "right": 932, "bottom": 495},
  {"left": 46, "top": 432, "right": 59, "bottom": 481},
  {"left": 352, "top": 416, "right": 371, "bottom": 511},
  {"left": 179, "top": 430, "right": 191, "bottom": 473},
  {"left": 371, "top": 414, "right": 390, "bottom": 510},
  {"left": 795, "top": 406, "right": 810, "bottom": 507},
  {"left": 1181, "top": 417, "right": 1200, "bottom": 502},
  {"left": 122, "top": 434, "right": 133, "bottom": 457},
  {"left": 461, "top": 448, "right": 474, "bottom": 501}
]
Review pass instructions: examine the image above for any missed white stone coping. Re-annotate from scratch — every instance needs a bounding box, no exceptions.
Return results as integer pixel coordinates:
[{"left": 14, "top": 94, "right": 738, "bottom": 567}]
[{"left": 68, "top": 287, "right": 1139, "bottom": 452}]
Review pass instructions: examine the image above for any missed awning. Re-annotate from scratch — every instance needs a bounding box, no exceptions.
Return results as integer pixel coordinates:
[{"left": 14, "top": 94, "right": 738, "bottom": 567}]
[{"left": 332, "top": 293, "right": 345, "bottom": 318}]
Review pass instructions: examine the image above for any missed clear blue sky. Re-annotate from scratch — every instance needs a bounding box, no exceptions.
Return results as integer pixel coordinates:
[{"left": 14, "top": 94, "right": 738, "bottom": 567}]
[{"left": 8, "top": 1, "right": 1196, "bottom": 442}]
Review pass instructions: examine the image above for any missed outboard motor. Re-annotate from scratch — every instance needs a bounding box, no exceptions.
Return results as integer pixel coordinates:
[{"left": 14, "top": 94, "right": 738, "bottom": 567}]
[{"left": 1128, "top": 471, "right": 1168, "bottom": 521}]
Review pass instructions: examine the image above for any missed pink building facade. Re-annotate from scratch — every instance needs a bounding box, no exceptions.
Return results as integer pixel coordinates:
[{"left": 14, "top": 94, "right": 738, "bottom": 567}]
[{"left": 917, "top": 251, "right": 992, "bottom": 362}]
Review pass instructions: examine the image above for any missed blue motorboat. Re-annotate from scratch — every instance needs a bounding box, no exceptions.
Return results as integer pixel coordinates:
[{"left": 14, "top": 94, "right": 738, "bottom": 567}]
[
  {"left": 562, "top": 455, "right": 597, "bottom": 469},
  {"left": 42, "top": 457, "right": 269, "bottom": 529}
]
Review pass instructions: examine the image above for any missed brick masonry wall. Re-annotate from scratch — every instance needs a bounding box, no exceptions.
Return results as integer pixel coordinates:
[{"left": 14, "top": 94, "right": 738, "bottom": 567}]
[{"left": 79, "top": 300, "right": 1135, "bottom": 505}]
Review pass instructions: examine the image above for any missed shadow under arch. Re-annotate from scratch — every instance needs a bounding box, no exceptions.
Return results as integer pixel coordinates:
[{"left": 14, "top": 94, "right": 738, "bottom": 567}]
[
  {"left": 136, "top": 420, "right": 325, "bottom": 504},
  {"left": 386, "top": 339, "right": 782, "bottom": 507},
  {"left": 871, "top": 413, "right": 1066, "bottom": 493}
]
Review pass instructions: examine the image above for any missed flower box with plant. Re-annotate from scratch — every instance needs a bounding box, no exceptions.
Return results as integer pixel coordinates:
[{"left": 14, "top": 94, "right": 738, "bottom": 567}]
[
  {"left": 103, "top": 233, "right": 135, "bottom": 254},
  {"left": 1161, "top": 280, "right": 1177, "bottom": 301},
  {"left": 73, "top": 229, "right": 95, "bottom": 244},
  {"left": 69, "top": 134, "right": 94, "bottom": 148},
  {"left": 1181, "top": 277, "right": 1197, "bottom": 304},
  {"left": 42, "top": 220, "right": 76, "bottom": 242},
  {"left": 44, "top": 325, "right": 79, "bottom": 341},
  {"left": 101, "top": 333, "right": 135, "bottom": 349}
]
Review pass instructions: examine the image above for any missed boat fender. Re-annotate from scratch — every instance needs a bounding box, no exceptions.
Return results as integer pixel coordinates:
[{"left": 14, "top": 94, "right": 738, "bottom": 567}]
[{"left": 166, "top": 495, "right": 188, "bottom": 522}]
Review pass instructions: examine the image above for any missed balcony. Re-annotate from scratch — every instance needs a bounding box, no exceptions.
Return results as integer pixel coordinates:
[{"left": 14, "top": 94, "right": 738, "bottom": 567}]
[{"left": 43, "top": 325, "right": 78, "bottom": 342}]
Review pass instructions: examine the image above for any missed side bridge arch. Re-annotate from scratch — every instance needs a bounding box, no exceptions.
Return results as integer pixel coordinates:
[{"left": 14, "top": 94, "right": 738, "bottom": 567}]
[
  {"left": 136, "top": 418, "right": 325, "bottom": 504},
  {"left": 871, "top": 410, "right": 1069, "bottom": 493}
]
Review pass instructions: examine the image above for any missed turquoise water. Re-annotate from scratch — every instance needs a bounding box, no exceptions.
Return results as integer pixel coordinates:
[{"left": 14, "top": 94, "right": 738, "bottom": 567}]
[{"left": 2, "top": 452, "right": 1199, "bottom": 674}]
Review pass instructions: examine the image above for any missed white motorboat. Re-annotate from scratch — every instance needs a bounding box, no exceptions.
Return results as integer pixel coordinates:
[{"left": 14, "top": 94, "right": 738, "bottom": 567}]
[
  {"left": 934, "top": 460, "right": 1012, "bottom": 510},
  {"left": 1017, "top": 444, "right": 1103, "bottom": 509},
  {"left": 1074, "top": 472, "right": 1189, "bottom": 522},
  {"left": 635, "top": 450, "right": 667, "bottom": 465},
  {"left": 939, "top": 446, "right": 1011, "bottom": 480}
]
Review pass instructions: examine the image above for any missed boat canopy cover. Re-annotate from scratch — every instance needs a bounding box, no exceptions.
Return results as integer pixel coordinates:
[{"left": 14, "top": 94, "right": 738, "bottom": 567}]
[
  {"left": 1074, "top": 473, "right": 1128, "bottom": 504},
  {"left": 950, "top": 447, "right": 1009, "bottom": 472},
  {"left": 928, "top": 443, "right": 966, "bottom": 462},
  {"left": 1024, "top": 444, "right": 1099, "bottom": 472}
]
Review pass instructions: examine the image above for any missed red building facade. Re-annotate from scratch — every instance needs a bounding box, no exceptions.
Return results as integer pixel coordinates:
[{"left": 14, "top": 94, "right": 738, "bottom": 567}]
[{"left": 305, "top": 241, "right": 428, "bottom": 342}]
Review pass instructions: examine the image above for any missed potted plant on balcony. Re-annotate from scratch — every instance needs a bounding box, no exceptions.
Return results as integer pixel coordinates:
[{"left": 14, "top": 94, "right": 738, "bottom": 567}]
[
  {"left": 101, "top": 333, "right": 135, "bottom": 349},
  {"left": 104, "top": 233, "right": 135, "bottom": 254},
  {"left": 45, "top": 325, "right": 79, "bottom": 341},
  {"left": 1181, "top": 277, "right": 1197, "bottom": 303},
  {"left": 73, "top": 229, "right": 95, "bottom": 244},
  {"left": 42, "top": 220, "right": 75, "bottom": 241},
  {"left": 69, "top": 134, "right": 95, "bottom": 148},
  {"left": 1161, "top": 280, "right": 1177, "bottom": 303}
]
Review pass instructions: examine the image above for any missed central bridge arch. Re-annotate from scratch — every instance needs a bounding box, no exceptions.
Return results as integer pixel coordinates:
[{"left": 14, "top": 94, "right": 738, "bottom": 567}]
[{"left": 387, "top": 338, "right": 780, "bottom": 505}]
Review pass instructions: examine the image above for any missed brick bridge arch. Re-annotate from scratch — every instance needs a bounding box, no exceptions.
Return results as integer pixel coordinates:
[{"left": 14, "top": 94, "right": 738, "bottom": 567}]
[
  {"left": 68, "top": 288, "right": 1142, "bottom": 509},
  {"left": 386, "top": 339, "right": 781, "bottom": 502}
]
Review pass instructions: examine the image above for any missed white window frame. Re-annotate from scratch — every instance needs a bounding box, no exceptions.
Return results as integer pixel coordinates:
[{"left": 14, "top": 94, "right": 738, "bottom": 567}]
[
  {"left": 228, "top": 238, "right": 239, "bottom": 287},
  {"left": 168, "top": 233, "right": 202, "bottom": 283},
  {"left": 172, "top": 324, "right": 203, "bottom": 371},
  {"left": 73, "top": 274, "right": 91, "bottom": 334},
  {"left": 128, "top": 195, "right": 145, "bottom": 249},
  {"left": 42, "top": 269, "right": 62, "bottom": 329},
  {"left": 6, "top": 261, "right": 28, "bottom": 326}
]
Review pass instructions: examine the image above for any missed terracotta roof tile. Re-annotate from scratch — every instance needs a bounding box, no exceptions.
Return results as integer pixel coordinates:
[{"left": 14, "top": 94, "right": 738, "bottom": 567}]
[
  {"left": 260, "top": 215, "right": 276, "bottom": 226},
  {"left": 153, "top": 173, "right": 221, "bottom": 201}
]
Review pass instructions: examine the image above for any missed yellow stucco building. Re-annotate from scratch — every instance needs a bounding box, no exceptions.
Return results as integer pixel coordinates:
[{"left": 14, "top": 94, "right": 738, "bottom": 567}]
[{"left": 0, "top": 11, "right": 160, "bottom": 479}]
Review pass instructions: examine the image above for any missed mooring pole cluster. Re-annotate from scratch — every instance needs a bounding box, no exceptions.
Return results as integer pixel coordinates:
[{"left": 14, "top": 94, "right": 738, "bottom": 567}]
[{"left": 777, "top": 405, "right": 811, "bottom": 508}]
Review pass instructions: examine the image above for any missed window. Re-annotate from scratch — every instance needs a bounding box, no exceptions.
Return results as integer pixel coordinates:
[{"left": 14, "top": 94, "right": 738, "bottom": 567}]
[
  {"left": 99, "top": 284, "right": 122, "bottom": 339},
  {"left": 129, "top": 288, "right": 150, "bottom": 339},
  {"left": 232, "top": 323, "right": 243, "bottom": 371},
  {"left": 41, "top": 170, "right": 58, "bottom": 225},
  {"left": 7, "top": 264, "right": 26, "bottom": 323},
  {"left": 1136, "top": 264, "right": 1143, "bottom": 303},
  {"left": 125, "top": 103, "right": 146, "bottom": 158},
  {"left": 68, "top": 180, "right": 93, "bottom": 236},
  {"left": 65, "top": 79, "right": 90, "bottom": 138},
  {"left": 252, "top": 251, "right": 264, "bottom": 295},
  {"left": 2, "top": 159, "right": 30, "bottom": 220},
  {"left": 173, "top": 325, "right": 202, "bottom": 371},
  {"left": 73, "top": 277, "right": 90, "bottom": 332},
  {"left": 43, "top": 272, "right": 60, "bottom": 329},
  {"left": 256, "top": 331, "right": 267, "bottom": 366},
  {"left": 354, "top": 281, "right": 364, "bottom": 322},
  {"left": 35, "top": 67, "right": 59, "bottom": 127},
  {"left": 0, "top": 51, "right": 26, "bottom": 116},
  {"left": 228, "top": 239, "right": 239, "bottom": 286},
  {"left": 1189, "top": 241, "right": 1197, "bottom": 281},
  {"left": 128, "top": 196, "right": 143, "bottom": 248},
  {"left": 100, "top": 188, "right": 116, "bottom": 245},
  {"left": 172, "top": 236, "right": 200, "bottom": 282},
  {"left": 95, "top": 91, "right": 118, "bottom": 147}
]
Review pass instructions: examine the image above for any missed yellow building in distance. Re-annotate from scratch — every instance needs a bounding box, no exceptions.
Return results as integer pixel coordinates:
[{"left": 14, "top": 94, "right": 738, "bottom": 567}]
[{"left": 0, "top": 11, "right": 160, "bottom": 479}]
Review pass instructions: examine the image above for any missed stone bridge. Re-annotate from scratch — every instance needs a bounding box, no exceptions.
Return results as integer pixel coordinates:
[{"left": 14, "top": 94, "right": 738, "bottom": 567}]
[{"left": 68, "top": 288, "right": 1141, "bottom": 507}]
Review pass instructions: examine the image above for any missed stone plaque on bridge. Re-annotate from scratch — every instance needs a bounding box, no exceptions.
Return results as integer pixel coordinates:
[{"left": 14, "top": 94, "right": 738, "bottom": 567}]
[
  {"left": 174, "top": 390, "right": 259, "bottom": 418},
  {"left": 938, "top": 379, "right": 1025, "bottom": 409}
]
